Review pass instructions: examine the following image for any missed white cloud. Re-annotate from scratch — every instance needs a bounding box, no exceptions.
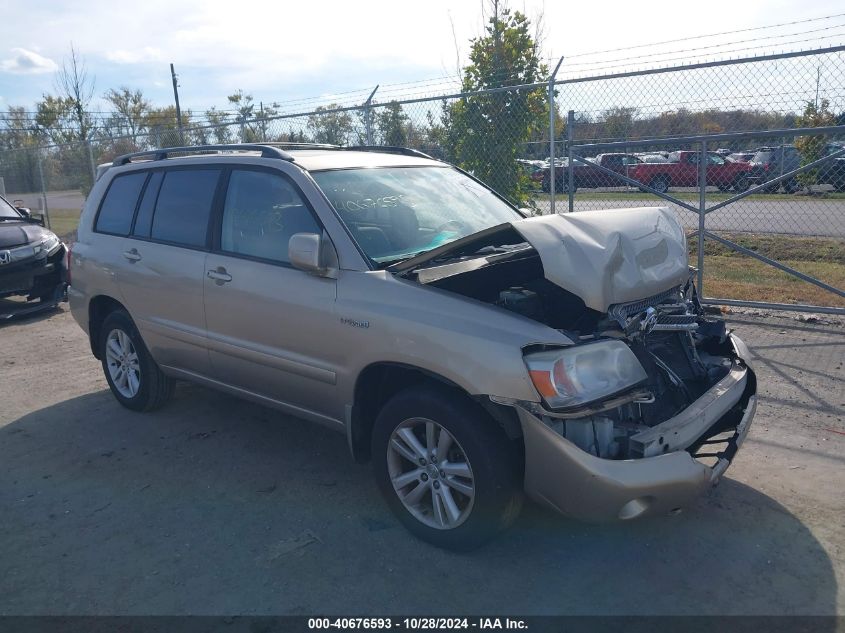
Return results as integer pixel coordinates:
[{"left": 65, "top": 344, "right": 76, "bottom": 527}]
[
  {"left": 0, "top": 48, "right": 58, "bottom": 74},
  {"left": 106, "top": 47, "right": 165, "bottom": 64},
  {"left": 3, "top": 0, "right": 843, "bottom": 109}
]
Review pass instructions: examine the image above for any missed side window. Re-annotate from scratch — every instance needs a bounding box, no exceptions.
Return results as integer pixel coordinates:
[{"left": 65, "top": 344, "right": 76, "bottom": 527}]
[
  {"left": 95, "top": 173, "right": 147, "bottom": 235},
  {"left": 151, "top": 169, "right": 221, "bottom": 248},
  {"left": 220, "top": 170, "right": 320, "bottom": 264},
  {"left": 132, "top": 171, "right": 163, "bottom": 238}
]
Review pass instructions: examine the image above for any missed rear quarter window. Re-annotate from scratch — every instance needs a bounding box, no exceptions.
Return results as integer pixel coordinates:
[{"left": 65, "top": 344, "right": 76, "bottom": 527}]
[
  {"left": 95, "top": 172, "right": 147, "bottom": 235},
  {"left": 150, "top": 169, "right": 221, "bottom": 248}
]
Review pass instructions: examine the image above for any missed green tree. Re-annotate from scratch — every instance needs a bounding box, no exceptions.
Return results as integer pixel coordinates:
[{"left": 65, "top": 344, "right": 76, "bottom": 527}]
[
  {"left": 795, "top": 99, "right": 836, "bottom": 191},
  {"left": 227, "top": 89, "right": 257, "bottom": 141},
  {"left": 143, "top": 106, "right": 191, "bottom": 148},
  {"left": 602, "top": 107, "right": 638, "bottom": 141},
  {"left": 199, "top": 106, "right": 234, "bottom": 144},
  {"left": 444, "top": 6, "right": 547, "bottom": 204},
  {"left": 103, "top": 87, "right": 150, "bottom": 143},
  {"left": 0, "top": 107, "right": 42, "bottom": 192},
  {"left": 376, "top": 101, "right": 409, "bottom": 146},
  {"left": 34, "top": 95, "right": 77, "bottom": 145},
  {"left": 307, "top": 104, "right": 354, "bottom": 145}
]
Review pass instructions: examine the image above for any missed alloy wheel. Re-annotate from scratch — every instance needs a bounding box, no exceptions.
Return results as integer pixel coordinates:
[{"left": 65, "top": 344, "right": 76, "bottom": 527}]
[
  {"left": 105, "top": 328, "right": 141, "bottom": 398},
  {"left": 386, "top": 417, "right": 476, "bottom": 530}
]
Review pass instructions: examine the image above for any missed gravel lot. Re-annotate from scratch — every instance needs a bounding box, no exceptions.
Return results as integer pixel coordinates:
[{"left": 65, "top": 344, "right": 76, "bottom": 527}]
[{"left": 1, "top": 306, "right": 843, "bottom": 615}]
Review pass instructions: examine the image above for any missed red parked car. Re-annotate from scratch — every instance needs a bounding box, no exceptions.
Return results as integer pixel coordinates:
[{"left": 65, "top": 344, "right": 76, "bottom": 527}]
[
  {"left": 541, "top": 153, "right": 641, "bottom": 193},
  {"left": 626, "top": 151, "right": 751, "bottom": 193}
]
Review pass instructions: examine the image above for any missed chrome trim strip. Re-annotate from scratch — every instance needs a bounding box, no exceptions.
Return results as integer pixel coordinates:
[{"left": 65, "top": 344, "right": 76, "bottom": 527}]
[
  {"left": 205, "top": 333, "right": 337, "bottom": 385},
  {"left": 161, "top": 365, "right": 344, "bottom": 429}
]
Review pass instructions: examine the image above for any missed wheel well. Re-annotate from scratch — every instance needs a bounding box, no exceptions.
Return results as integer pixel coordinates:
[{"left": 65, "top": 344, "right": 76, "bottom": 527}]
[
  {"left": 88, "top": 295, "right": 127, "bottom": 359},
  {"left": 349, "top": 363, "right": 522, "bottom": 463}
]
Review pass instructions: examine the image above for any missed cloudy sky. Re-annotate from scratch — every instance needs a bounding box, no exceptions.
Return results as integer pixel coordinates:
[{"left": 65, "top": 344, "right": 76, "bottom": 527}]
[{"left": 2, "top": 0, "right": 843, "bottom": 114}]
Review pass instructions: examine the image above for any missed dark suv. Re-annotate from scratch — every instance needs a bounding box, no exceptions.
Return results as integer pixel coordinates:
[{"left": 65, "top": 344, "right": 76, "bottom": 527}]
[
  {"left": 0, "top": 194, "right": 67, "bottom": 317},
  {"left": 747, "top": 145, "right": 801, "bottom": 193}
]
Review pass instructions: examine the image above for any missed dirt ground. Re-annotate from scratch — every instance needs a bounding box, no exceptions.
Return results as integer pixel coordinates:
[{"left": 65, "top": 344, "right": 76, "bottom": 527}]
[{"left": 0, "top": 306, "right": 843, "bottom": 615}]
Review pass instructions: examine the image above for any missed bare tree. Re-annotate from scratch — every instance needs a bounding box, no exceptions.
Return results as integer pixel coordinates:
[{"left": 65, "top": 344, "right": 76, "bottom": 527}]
[{"left": 55, "top": 44, "right": 95, "bottom": 142}]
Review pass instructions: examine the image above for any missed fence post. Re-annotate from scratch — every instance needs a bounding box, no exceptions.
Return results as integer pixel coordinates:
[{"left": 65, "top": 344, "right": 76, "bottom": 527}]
[
  {"left": 567, "top": 110, "right": 575, "bottom": 213},
  {"left": 85, "top": 140, "right": 96, "bottom": 186},
  {"left": 36, "top": 148, "right": 51, "bottom": 231},
  {"left": 363, "top": 85, "right": 379, "bottom": 146},
  {"left": 698, "top": 140, "right": 707, "bottom": 295},
  {"left": 548, "top": 57, "right": 564, "bottom": 215}
]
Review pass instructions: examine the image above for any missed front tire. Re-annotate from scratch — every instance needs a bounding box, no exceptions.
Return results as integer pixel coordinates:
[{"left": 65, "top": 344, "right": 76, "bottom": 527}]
[
  {"left": 99, "top": 310, "right": 174, "bottom": 411},
  {"left": 371, "top": 385, "right": 522, "bottom": 550}
]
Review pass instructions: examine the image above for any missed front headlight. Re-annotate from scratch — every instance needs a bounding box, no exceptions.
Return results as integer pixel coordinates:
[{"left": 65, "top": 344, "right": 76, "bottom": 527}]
[
  {"left": 4, "top": 234, "right": 61, "bottom": 263},
  {"left": 524, "top": 340, "right": 648, "bottom": 410},
  {"left": 36, "top": 234, "right": 61, "bottom": 255}
]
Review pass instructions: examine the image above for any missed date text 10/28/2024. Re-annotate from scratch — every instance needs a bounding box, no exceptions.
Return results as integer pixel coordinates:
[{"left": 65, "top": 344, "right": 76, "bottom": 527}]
[{"left": 308, "top": 618, "right": 528, "bottom": 630}]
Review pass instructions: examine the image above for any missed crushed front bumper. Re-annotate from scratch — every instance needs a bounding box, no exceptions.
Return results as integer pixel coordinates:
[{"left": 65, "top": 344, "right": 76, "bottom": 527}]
[
  {"left": 0, "top": 245, "right": 67, "bottom": 318},
  {"left": 517, "top": 334, "right": 757, "bottom": 522}
]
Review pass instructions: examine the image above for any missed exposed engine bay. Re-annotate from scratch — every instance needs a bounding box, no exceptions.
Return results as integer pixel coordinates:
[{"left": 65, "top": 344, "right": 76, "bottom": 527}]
[{"left": 411, "top": 228, "right": 749, "bottom": 462}]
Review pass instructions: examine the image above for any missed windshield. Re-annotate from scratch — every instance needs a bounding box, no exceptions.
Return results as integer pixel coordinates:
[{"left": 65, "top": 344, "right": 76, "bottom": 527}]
[
  {"left": 0, "top": 195, "right": 22, "bottom": 220},
  {"left": 311, "top": 166, "right": 523, "bottom": 264}
]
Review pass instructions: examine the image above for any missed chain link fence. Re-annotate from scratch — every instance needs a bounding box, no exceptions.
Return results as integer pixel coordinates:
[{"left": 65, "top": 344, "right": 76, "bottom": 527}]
[{"left": 1, "top": 46, "right": 843, "bottom": 311}]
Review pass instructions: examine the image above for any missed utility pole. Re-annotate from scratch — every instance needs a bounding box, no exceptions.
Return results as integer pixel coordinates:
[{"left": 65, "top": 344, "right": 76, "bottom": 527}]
[
  {"left": 170, "top": 63, "right": 184, "bottom": 145},
  {"left": 259, "top": 101, "right": 266, "bottom": 141}
]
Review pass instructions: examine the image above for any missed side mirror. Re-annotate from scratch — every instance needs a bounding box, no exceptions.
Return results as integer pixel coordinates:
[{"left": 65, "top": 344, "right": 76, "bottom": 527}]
[
  {"left": 289, "top": 232, "right": 327, "bottom": 275},
  {"left": 16, "top": 206, "right": 32, "bottom": 219}
]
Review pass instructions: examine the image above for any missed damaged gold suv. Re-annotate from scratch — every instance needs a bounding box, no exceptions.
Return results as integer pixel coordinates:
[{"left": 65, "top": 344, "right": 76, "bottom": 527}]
[{"left": 69, "top": 144, "right": 756, "bottom": 550}]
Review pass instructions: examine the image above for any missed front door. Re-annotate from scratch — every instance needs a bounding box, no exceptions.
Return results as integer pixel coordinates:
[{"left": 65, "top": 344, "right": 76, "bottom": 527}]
[{"left": 203, "top": 167, "right": 340, "bottom": 423}]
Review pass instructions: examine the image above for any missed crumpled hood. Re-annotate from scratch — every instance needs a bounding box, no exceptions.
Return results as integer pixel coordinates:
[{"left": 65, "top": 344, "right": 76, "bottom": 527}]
[
  {"left": 511, "top": 207, "right": 689, "bottom": 312},
  {"left": 0, "top": 222, "right": 50, "bottom": 249}
]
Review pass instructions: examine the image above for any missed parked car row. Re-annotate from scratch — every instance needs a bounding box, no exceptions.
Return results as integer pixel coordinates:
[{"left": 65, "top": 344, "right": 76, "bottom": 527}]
[{"left": 528, "top": 142, "right": 845, "bottom": 194}]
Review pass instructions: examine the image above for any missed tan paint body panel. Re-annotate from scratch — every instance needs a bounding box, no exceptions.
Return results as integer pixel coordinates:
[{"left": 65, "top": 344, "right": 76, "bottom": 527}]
[{"left": 512, "top": 207, "right": 690, "bottom": 312}]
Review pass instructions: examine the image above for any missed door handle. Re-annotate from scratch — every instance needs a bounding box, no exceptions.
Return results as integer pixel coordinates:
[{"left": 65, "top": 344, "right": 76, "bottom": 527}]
[
  {"left": 207, "top": 268, "right": 232, "bottom": 284},
  {"left": 123, "top": 248, "right": 142, "bottom": 262}
]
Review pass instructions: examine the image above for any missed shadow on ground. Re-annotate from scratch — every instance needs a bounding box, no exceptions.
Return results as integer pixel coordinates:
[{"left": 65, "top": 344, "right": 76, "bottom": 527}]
[{"left": 0, "top": 382, "right": 837, "bottom": 616}]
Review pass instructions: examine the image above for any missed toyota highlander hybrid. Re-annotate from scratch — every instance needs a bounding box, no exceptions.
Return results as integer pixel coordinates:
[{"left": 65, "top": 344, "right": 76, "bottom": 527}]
[{"left": 68, "top": 143, "right": 757, "bottom": 550}]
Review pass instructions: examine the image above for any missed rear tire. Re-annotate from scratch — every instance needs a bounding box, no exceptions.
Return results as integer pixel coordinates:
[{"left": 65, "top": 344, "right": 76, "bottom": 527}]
[
  {"left": 371, "top": 385, "right": 522, "bottom": 550},
  {"left": 732, "top": 175, "right": 750, "bottom": 192},
  {"left": 649, "top": 176, "right": 670, "bottom": 194},
  {"left": 783, "top": 179, "right": 801, "bottom": 194},
  {"left": 99, "top": 310, "right": 174, "bottom": 412}
]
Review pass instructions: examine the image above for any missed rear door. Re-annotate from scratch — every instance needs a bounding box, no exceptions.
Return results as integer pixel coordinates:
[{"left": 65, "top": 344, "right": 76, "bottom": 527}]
[
  {"left": 116, "top": 167, "right": 222, "bottom": 375},
  {"left": 203, "top": 166, "right": 340, "bottom": 422}
]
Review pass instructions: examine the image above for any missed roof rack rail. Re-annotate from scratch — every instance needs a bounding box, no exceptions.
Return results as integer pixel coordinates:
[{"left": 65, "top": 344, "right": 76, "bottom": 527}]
[
  {"left": 262, "top": 142, "right": 340, "bottom": 150},
  {"left": 344, "top": 145, "right": 435, "bottom": 160},
  {"left": 113, "top": 144, "right": 294, "bottom": 166}
]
